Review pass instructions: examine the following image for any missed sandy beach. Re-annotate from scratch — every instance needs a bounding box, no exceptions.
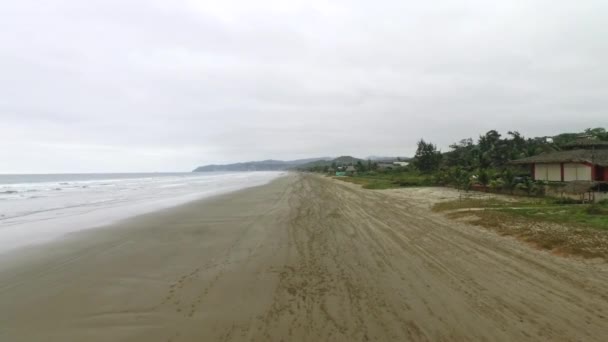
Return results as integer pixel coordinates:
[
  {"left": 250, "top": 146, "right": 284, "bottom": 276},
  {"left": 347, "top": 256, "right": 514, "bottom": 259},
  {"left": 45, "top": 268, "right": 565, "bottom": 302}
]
[{"left": 1, "top": 173, "right": 608, "bottom": 341}]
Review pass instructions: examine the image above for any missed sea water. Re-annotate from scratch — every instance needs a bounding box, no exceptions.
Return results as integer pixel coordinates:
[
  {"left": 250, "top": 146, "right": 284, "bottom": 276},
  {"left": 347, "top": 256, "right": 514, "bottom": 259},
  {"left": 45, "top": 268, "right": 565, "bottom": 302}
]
[{"left": 0, "top": 172, "right": 283, "bottom": 253}]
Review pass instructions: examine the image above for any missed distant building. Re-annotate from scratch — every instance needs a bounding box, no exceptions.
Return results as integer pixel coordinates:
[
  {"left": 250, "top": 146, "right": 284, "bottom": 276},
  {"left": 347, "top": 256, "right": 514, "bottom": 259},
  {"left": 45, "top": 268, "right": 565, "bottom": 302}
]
[
  {"left": 511, "top": 138, "right": 608, "bottom": 182},
  {"left": 393, "top": 161, "right": 409, "bottom": 167}
]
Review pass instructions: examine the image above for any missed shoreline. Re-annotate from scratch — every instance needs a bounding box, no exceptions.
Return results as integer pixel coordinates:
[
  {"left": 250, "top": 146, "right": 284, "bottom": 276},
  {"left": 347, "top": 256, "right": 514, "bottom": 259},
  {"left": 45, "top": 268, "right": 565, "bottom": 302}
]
[
  {"left": 0, "top": 173, "right": 288, "bottom": 267},
  {"left": 1, "top": 173, "right": 607, "bottom": 341},
  {"left": 0, "top": 174, "right": 296, "bottom": 341},
  {"left": 0, "top": 171, "right": 285, "bottom": 255}
]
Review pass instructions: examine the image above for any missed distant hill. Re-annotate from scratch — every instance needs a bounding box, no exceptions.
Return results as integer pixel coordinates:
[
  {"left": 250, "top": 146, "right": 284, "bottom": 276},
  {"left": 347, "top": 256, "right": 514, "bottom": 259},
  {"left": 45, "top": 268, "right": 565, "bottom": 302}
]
[
  {"left": 295, "top": 156, "right": 365, "bottom": 170},
  {"left": 193, "top": 158, "right": 332, "bottom": 172},
  {"left": 366, "top": 156, "right": 412, "bottom": 162},
  {"left": 194, "top": 156, "right": 413, "bottom": 172},
  {"left": 295, "top": 156, "right": 413, "bottom": 170}
]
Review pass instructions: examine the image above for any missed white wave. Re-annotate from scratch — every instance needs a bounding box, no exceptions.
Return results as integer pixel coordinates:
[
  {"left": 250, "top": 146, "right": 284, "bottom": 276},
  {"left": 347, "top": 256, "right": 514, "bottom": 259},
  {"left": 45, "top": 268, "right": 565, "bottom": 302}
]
[{"left": 0, "top": 172, "right": 285, "bottom": 254}]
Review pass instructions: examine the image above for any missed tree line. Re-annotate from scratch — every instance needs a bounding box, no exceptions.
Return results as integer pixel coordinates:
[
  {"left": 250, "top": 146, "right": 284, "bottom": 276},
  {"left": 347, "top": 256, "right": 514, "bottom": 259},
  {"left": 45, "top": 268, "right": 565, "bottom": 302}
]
[{"left": 413, "top": 127, "right": 608, "bottom": 193}]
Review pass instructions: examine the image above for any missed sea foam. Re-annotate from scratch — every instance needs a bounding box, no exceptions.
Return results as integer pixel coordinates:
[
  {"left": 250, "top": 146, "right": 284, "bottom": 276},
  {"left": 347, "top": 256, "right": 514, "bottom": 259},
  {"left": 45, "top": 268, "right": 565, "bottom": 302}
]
[{"left": 0, "top": 172, "right": 284, "bottom": 253}]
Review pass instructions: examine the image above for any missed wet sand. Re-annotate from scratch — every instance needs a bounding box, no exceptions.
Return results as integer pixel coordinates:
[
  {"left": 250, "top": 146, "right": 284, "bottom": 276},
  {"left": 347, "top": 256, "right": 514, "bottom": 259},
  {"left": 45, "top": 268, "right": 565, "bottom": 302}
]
[{"left": 1, "top": 173, "right": 607, "bottom": 341}]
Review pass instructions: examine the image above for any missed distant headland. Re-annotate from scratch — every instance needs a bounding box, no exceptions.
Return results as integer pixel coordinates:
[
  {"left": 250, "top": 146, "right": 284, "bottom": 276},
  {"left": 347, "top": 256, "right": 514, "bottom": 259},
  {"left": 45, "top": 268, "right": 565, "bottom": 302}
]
[{"left": 193, "top": 156, "right": 410, "bottom": 172}]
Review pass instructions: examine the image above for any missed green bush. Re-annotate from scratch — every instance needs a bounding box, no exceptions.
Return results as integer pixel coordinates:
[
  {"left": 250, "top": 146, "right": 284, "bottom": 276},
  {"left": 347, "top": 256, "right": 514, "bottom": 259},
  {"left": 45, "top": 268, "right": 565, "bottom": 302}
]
[
  {"left": 553, "top": 197, "right": 581, "bottom": 205},
  {"left": 586, "top": 204, "right": 608, "bottom": 215}
]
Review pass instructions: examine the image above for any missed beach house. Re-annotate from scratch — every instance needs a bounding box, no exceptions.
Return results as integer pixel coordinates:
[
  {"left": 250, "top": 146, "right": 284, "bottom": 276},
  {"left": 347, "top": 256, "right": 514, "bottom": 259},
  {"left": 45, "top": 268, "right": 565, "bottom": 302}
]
[{"left": 510, "top": 138, "right": 608, "bottom": 182}]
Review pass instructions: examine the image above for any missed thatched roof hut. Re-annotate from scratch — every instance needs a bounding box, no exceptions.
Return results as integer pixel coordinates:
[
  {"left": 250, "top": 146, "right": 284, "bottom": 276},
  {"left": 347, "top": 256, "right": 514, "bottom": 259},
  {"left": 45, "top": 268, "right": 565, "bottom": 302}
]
[
  {"left": 510, "top": 149, "right": 608, "bottom": 167},
  {"left": 562, "top": 138, "right": 608, "bottom": 149}
]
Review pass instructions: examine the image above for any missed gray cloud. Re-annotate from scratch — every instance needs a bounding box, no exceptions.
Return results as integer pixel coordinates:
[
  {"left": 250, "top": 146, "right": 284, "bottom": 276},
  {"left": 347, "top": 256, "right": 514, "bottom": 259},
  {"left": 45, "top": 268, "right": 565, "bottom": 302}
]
[{"left": 1, "top": 0, "right": 607, "bottom": 172}]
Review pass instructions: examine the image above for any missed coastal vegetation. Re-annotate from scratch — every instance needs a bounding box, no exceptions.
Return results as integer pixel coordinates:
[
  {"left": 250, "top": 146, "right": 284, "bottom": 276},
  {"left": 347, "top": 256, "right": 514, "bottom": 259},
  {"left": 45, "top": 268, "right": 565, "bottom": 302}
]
[
  {"left": 304, "top": 127, "right": 608, "bottom": 241},
  {"left": 433, "top": 197, "right": 608, "bottom": 258},
  {"left": 316, "top": 127, "right": 608, "bottom": 193},
  {"left": 433, "top": 197, "right": 608, "bottom": 231},
  {"left": 331, "top": 171, "right": 430, "bottom": 189},
  {"left": 420, "top": 127, "right": 608, "bottom": 191}
]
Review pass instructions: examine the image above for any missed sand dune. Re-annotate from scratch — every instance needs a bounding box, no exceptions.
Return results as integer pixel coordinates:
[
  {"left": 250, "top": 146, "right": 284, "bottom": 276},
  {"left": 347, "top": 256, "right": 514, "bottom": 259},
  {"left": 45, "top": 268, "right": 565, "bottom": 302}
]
[{"left": 1, "top": 173, "right": 607, "bottom": 341}]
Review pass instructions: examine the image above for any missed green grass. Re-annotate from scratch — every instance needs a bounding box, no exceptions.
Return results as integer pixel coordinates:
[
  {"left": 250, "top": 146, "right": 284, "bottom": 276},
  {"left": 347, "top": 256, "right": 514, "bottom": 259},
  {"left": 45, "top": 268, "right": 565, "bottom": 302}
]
[
  {"left": 503, "top": 205, "right": 608, "bottom": 230},
  {"left": 434, "top": 198, "right": 608, "bottom": 259},
  {"left": 434, "top": 198, "right": 608, "bottom": 230},
  {"left": 334, "top": 171, "right": 431, "bottom": 189},
  {"left": 432, "top": 197, "right": 548, "bottom": 212}
]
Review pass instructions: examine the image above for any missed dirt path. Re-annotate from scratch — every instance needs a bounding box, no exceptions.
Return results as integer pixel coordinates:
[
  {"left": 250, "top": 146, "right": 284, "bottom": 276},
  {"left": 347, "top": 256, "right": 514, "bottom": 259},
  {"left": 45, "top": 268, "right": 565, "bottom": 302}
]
[{"left": 1, "top": 173, "right": 607, "bottom": 341}]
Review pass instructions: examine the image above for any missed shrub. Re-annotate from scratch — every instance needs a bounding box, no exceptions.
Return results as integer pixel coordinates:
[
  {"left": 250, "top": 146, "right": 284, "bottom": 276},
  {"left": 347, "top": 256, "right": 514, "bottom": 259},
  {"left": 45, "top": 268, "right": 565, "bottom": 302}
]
[
  {"left": 489, "top": 178, "right": 504, "bottom": 192},
  {"left": 553, "top": 197, "right": 581, "bottom": 205},
  {"left": 586, "top": 204, "right": 608, "bottom": 215}
]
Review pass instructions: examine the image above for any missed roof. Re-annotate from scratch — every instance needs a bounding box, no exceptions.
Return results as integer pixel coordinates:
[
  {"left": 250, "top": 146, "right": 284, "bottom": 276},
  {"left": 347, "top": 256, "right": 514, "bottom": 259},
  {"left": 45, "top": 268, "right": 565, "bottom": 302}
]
[
  {"left": 562, "top": 138, "right": 608, "bottom": 149},
  {"left": 510, "top": 149, "right": 608, "bottom": 166},
  {"left": 345, "top": 166, "right": 356, "bottom": 171}
]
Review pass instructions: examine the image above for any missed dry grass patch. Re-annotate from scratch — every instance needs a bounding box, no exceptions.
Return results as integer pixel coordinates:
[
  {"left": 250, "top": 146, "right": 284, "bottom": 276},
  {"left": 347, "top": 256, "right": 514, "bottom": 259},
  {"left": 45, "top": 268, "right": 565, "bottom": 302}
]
[{"left": 447, "top": 209, "right": 608, "bottom": 259}]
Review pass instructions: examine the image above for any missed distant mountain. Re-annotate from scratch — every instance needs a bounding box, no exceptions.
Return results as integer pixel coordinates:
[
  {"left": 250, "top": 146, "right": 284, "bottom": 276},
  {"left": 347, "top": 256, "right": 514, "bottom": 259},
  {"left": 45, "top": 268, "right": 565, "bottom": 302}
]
[
  {"left": 332, "top": 156, "right": 364, "bottom": 164},
  {"left": 295, "top": 156, "right": 365, "bottom": 170},
  {"left": 194, "top": 155, "right": 413, "bottom": 172},
  {"left": 193, "top": 158, "right": 332, "bottom": 172},
  {"left": 366, "top": 156, "right": 412, "bottom": 162}
]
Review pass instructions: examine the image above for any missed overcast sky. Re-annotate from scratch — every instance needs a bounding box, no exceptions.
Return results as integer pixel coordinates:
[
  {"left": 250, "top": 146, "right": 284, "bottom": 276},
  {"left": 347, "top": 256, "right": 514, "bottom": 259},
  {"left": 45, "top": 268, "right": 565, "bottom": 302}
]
[{"left": 1, "top": 0, "right": 607, "bottom": 173}]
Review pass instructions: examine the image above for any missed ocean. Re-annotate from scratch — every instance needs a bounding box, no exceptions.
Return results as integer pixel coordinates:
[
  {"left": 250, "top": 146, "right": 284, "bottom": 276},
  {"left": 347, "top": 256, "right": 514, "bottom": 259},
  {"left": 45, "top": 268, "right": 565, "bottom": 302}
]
[{"left": 0, "top": 172, "right": 284, "bottom": 253}]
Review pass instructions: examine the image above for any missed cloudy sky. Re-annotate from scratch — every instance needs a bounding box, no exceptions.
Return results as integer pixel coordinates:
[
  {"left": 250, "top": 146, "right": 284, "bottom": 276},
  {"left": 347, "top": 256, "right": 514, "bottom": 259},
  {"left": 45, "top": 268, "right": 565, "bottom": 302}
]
[{"left": 1, "top": 0, "right": 606, "bottom": 173}]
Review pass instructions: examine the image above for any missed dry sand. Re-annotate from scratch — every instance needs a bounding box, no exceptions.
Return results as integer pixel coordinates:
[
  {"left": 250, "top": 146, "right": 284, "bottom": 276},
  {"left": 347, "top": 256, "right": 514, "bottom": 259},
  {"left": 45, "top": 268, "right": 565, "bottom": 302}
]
[{"left": 1, "top": 173, "right": 607, "bottom": 341}]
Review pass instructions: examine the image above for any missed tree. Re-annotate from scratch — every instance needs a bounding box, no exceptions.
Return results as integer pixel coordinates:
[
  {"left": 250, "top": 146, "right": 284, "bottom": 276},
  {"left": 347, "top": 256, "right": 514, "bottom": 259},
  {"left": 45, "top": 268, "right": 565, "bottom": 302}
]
[
  {"left": 456, "top": 170, "right": 472, "bottom": 191},
  {"left": 477, "top": 169, "right": 491, "bottom": 188},
  {"left": 501, "top": 169, "right": 517, "bottom": 194},
  {"left": 516, "top": 177, "right": 539, "bottom": 196},
  {"left": 478, "top": 130, "right": 509, "bottom": 168},
  {"left": 585, "top": 127, "right": 608, "bottom": 141},
  {"left": 356, "top": 160, "right": 366, "bottom": 172},
  {"left": 444, "top": 138, "right": 477, "bottom": 171},
  {"left": 413, "top": 139, "right": 442, "bottom": 173}
]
